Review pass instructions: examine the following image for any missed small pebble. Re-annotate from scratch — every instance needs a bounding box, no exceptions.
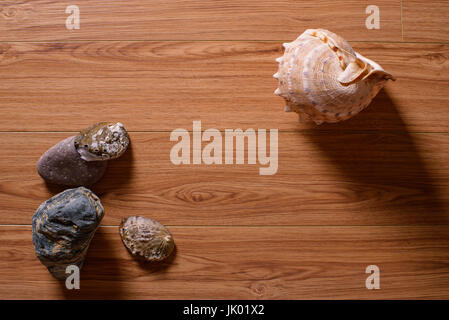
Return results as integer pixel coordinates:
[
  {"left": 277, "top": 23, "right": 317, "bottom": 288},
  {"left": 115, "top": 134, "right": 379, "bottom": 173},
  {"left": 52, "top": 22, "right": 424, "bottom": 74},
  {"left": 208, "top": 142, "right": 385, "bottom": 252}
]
[{"left": 37, "top": 136, "right": 107, "bottom": 187}]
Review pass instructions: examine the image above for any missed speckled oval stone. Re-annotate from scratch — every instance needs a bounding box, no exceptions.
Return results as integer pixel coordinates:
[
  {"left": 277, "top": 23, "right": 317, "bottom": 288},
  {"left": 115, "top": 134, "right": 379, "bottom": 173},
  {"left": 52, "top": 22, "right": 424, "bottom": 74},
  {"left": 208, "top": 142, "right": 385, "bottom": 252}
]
[
  {"left": 32, "top": 187, "right": 104, "bottom": 279},
  {"left": 37, "top": 136, "right": 107, "bottom": 187},
  {"left": 119, "top": 216, "right": 174, "bottom": 262}
]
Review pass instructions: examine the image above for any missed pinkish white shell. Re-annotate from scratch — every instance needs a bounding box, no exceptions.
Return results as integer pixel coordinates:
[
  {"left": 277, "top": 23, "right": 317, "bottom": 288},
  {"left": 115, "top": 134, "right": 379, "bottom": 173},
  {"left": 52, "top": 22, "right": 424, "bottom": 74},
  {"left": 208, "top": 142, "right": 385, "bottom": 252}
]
[{"left": 274, "top": 29, "right": 395, "bottom": 124}]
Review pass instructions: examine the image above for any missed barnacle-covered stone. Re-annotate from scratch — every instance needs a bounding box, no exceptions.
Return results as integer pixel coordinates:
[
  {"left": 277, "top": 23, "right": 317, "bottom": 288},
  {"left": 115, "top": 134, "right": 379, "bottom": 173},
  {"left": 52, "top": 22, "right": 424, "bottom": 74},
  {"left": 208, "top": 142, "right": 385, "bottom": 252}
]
[
  {"left": 37, "top": 136, "right": 107, "bottom": 187},
  {"left": 74, "top": 122, "right": 130, "bottom": 161},
  {"left": 119, "top": 216, "right": 174, "bottom": 262},
  {"left": 32, "top": 187, "right": 104, "bottom": 279},
  {"left": 274, "top": 29, "right": 395, "bottom": 124}
]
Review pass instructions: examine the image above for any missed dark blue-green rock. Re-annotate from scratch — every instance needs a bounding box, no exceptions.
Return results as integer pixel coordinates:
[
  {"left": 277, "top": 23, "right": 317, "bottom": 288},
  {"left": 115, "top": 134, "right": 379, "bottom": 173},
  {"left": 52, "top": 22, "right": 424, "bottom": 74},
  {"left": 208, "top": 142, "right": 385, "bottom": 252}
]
[{"left": 32, "top": 187, "right": 104, "bottom": 279}]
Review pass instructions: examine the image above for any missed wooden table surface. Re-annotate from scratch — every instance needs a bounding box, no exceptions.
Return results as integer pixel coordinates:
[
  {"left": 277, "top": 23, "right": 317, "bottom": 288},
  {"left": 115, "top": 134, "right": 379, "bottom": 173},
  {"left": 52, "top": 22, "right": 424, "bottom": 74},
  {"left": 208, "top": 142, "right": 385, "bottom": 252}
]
[{"left": 1, "top": 0, "right": 448, "bottom": 299}]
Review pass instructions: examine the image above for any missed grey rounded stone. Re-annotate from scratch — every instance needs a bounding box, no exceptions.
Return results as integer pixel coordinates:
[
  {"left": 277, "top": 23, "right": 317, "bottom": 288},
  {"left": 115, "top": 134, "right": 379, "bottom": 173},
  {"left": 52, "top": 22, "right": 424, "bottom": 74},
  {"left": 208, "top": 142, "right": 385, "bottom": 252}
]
[
  {"left": 37, "top": 136, "right": 107, "bottom": 187},
  {"left": 32, "top": 187, "right": 104, "bottom": 280}
]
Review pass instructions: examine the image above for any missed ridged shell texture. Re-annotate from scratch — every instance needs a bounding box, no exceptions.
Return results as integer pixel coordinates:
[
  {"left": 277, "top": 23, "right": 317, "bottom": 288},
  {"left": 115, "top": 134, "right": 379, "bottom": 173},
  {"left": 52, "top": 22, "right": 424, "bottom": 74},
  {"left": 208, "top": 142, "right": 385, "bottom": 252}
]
[
  {"left": 274, "top": 29, "right": 395, "bottom": 124},
  {"left": 119, "top": 216, "right": 175, "bottom": 262}
]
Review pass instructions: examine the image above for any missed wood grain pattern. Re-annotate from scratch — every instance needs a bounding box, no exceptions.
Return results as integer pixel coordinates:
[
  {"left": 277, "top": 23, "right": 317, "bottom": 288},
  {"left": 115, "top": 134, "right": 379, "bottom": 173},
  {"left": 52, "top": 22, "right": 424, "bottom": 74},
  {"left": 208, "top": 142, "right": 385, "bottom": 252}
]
[
  {"left": 1, "top": 1, "right": 449, "bottom": 300},
  {"left": 1, "top": 226, "right": 449, "bottom": 299},
  {"left": 1, "top": 132, "right": 449, "bottom": 226},
  {"left": 403, "top": 0, "right": 449, "bottom": 42},
  {"left": 0, "top": 1, "right": 401, "bottom": 41},
  {"left": 0, "top": 42, "right": 447, "bottom": 132}
]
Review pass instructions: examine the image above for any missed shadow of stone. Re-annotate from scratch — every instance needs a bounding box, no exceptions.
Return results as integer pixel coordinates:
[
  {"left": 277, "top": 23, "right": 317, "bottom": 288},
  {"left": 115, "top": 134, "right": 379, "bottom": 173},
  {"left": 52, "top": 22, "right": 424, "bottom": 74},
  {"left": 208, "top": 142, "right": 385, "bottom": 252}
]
[
  {"left": 43, "top": 180, "right": 67, "bottom": 195},
  {"left": 93, "top": 142, "right": 135, "bottom": 197},
  {"left": 132, "top": 245, "right": 178, "bottom": 275},
  {"left": 58, "top": 228, "right": 125, "bottom": 299}
]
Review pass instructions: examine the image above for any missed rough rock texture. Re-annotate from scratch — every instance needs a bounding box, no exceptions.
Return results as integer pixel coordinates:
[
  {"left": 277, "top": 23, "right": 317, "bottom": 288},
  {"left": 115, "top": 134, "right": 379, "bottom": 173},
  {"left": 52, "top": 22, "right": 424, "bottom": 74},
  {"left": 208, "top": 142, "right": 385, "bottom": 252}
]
[
  {"left": 75, "top": 122, "right": 130, "bottom": 161},
  {"left": 37, "top": 136, "right": 108, "bottom": 187},
  {"left": 32, "top": 187, "right": 104, "bottom": 279},
  {"left": 119, "top": 216, "right": 175, "bottom": 262}
]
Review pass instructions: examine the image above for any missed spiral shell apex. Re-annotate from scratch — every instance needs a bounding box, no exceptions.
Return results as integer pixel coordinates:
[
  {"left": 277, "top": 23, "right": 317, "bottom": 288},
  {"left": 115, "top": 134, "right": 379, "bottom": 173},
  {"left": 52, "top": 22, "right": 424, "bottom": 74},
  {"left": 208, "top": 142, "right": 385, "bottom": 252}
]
[
  {"left": 274, "top": 29, "right": 395, "bottom": 124},
  {"left": 119, "top": 216, "right": 175, "bottom": 262}
]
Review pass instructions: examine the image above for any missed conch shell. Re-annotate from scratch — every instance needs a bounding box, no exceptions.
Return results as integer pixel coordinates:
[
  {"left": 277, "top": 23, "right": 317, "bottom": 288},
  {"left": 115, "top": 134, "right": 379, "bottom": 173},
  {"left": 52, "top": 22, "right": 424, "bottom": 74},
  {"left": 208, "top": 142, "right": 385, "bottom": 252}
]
[{"left": 274, "top": 29, "right": 395, "bottom": 124}]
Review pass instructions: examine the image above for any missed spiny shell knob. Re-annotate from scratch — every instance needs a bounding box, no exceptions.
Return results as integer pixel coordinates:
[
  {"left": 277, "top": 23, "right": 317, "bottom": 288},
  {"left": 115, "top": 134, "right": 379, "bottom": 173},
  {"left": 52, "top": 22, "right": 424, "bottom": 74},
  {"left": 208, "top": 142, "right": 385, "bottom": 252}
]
[
  {"left": 274, "top": 29, "right": 395, "bottom": 124},
  {"left": 119, "top": 216, "right": 175, "bottom": 262}
]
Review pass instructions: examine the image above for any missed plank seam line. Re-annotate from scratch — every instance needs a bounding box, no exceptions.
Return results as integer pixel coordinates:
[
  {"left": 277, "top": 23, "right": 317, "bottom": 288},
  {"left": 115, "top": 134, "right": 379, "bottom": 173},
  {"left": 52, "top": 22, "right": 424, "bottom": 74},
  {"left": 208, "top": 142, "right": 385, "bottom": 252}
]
[
  {"left": 3, "top": 224, "right": 449, "bottom": 228},
  {"left": 1, "top": 131, "right": 449, "bottom": 135},
  {"left": 400, "top": 0, "right": 404, "bottom": 41},
  {"left": 0, "top": 40, "right": 447, "bottom": 45}
]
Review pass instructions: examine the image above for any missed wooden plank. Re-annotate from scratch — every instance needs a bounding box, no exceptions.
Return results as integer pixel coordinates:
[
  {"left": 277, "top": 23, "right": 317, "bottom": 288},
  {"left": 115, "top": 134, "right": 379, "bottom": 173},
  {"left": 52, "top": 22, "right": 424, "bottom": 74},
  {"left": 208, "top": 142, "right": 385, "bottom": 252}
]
[
  {"left": 0, "top": 1, "right": 401, "bottom": 41},
  {"left": 1, "top": 226, "right": 449, "bottom": 299},
  {"left": 403, "top": 0, "right": 449, "bottom": 42},
  {"left": 0, "top": 42, "right": 447, "bottom": 132},
  {"left": 1, "top": 132, "right": 449, "bottom": 226},
  {"left": 1, "top": 0, "right": 447, "bottom": 302}
]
